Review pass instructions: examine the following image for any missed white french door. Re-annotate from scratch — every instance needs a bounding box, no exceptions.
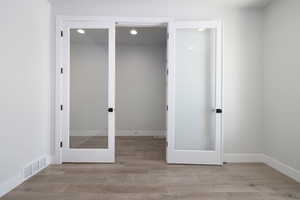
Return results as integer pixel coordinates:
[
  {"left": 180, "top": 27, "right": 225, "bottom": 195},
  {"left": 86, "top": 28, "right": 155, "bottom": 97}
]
[
  {"left": 167, "top": 21, "right": 223, "bottom": 165},
  {"left": 57, "top": 18, "right": 222, "bottom": 164},
  {"left": 61, "top": 21, "right": 115, "bottom": 163}
]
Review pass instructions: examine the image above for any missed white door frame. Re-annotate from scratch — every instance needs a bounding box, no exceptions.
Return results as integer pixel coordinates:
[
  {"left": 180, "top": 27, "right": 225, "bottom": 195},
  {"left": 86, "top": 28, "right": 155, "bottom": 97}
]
[{"left": 55, "top": 16, "right": 223, "bottom": 164}]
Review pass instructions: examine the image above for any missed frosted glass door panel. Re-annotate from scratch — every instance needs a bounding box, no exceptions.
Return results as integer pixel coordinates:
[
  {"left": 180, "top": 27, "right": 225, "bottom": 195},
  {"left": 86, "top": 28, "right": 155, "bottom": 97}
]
[
  {"left": 174, "top": 28, "right": 216, "bottom": 151},
  {"left": 69, "top": 29, "right": 109, "bottom": 149}
]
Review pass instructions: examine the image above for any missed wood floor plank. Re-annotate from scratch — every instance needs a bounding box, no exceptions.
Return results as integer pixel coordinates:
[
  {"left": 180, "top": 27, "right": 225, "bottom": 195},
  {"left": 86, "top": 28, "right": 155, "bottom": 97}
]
[{"left": 1, "top": 137, "right": 299, "bottom": 200}]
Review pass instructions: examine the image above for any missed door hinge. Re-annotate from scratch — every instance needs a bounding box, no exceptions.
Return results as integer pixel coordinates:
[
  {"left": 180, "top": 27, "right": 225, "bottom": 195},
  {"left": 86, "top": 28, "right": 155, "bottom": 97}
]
[
  {"left": 60, "top": 141, "right": 63, "bottom": 148},
  {"left": 166, "top": 141, "right": 168, "bottom": 147},
  {"left": 60, "top": 30, "right": 63, "bottom": 37},
  {"left": 166, "top": 105, "right": 168, "bottom": 111},
  {"left": 60, "top": 105, "right": 63, "bottom": 111},
  {"left": 60, "top": 67, "right": 63, "bottom": 74},
  {"left": 166, "top": 69, "right": 169, "bottom": 75}
]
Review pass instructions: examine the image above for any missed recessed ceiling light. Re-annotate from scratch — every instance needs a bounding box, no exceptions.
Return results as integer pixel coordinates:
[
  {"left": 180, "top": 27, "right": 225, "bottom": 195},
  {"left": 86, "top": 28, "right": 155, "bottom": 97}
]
[
  {"left": 77, "top": 29, "right": 85, "bottom": 34},
  {"left": 197, "top": 28, "right": 206, "bottom": 32},
  {"left": 130, "top": 29, "right": 138, "bottom": 35}
]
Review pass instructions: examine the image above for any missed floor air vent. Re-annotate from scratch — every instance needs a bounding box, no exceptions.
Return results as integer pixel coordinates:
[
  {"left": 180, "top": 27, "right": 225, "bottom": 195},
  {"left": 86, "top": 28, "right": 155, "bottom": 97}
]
[
  {"left": 39, "top": 157, "right": 47, "bottom": 169},
  {"left": 23, "top": 157, "right": 47, "bottom": 179},
  {"left": 23, "top": 165, "right": 33, "bottom": 179}
]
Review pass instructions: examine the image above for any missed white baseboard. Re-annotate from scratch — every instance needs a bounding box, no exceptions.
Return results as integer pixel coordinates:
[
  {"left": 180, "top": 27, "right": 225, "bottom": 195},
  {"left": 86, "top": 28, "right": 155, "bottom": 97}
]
[
  {"left": 70, "top": 130, "right": 104, "bottom": 136},
  {"left": 224, "top": 153, "right": 300, "bottom": 183},
  {"left": 0, "top": 171, "right": 23, "bottom": 198},
  {"left": 47, "top": 155, "right": 56, "bottom": 164},
  {"left": 224, "top": 153, "right": 265, "bottom": 163},
  {"left": 70, "top": 130, "right": 166, "bottom": 137},
  {"left": 0, "top": 155, "right": 51, "bottom": 198},
  {"left": 117, "top": 130, "right": 165, "bottom": 136},
  {"left": 263, "top": 154, "right": 300, "bottom": 183}
]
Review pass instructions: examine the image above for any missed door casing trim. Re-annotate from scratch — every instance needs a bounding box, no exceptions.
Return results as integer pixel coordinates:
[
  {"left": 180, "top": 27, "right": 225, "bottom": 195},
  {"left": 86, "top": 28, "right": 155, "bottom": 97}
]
[{"left": 55, "top": 16, "right": 223, "bottom": 164}]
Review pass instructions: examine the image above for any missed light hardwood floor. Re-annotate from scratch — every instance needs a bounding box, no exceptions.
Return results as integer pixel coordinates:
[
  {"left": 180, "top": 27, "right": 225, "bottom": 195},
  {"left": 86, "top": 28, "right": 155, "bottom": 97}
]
[
  {"left": 70, "top": 136, "right": 109, "bottom": 149},
  {"left": 2, "top": 137, "right": 300, "bottom": 200}
]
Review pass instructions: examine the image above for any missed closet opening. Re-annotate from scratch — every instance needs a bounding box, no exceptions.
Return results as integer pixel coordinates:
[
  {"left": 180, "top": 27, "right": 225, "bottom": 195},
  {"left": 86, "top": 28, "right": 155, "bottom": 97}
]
[
  {"left": 59, "top": 18, "right": 222, "bottom": 164},
  {"left": 115, "top": 24, "right": 167, "bottom": 162}
]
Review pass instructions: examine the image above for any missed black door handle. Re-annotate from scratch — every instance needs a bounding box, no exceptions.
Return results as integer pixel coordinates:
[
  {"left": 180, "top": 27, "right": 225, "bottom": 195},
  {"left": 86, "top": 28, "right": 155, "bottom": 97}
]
[
  {"left": 216, "top": 109, "right": 222, "bottom": 114},
  {"left": 108, "top": 108, "right": 114, "bottom": 112}
]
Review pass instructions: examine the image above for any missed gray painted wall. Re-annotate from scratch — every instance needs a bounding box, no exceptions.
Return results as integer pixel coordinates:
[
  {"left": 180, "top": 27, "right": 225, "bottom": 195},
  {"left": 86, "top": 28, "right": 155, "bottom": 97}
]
[
  {"left": 0, "top": 0, "right": 51, "bottom": 188},
  {"left": 116, "top": 44, "right": 166, "bottom": 134},
  {"left": 51, "top": 0, "right": 265, "bottom": 154},
  {"left": 70, "top": 39, "right": 166, "bottom": 136},
  {"left": 263, "top": 0, "right": 300, "bottom": 171}
]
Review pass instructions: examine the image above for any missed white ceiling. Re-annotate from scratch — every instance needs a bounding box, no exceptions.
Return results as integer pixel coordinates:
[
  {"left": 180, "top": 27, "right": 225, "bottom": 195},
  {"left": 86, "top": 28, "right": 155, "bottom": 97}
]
[
  {"left": 116, "top": 27, "right": 166, "bottom": 45},
  {"left": 50, "top": 0, "right": 272, "bottom": 8},
  {"left": 71, "top": 27, "right": 167, "bottom": 46},
  {"left": 199, "top": 0, "right": 272, "bottom": 7}
]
